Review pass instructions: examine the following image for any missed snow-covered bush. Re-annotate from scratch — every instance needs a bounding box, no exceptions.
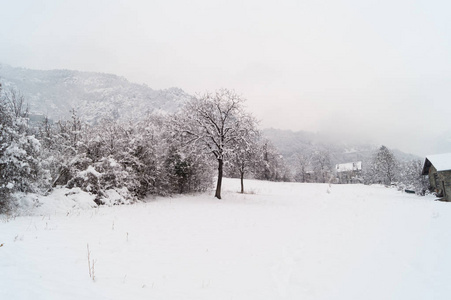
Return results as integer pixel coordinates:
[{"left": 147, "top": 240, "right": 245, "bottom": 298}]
[
  {"left": 164, "top": 146, "right": 213, "bottom": 194},
  {"left": 0, "top": 88, "right": 49, "bottom": 212},
  {"left": 1, "top": 85, "right": 216, "bottom": 212},
  {"left": 35, "top": 111, "right": 213, "bottom": 204}
]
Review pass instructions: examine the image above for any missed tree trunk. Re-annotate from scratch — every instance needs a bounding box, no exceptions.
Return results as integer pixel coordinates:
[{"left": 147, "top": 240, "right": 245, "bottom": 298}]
[
  {"left": 240, "top": 171, "right": 244, "bottom": 194},
  {"left": 215, "top": 159, "right": 223, "bottom": 199}
]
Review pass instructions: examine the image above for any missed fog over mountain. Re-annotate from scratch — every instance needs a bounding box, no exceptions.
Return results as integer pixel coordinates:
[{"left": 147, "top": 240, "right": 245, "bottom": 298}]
[
  {"left": 0, "top": 63, "right": 191, "bottom": 124},
  {"left": 262, "top": 128, "right": 421, "bottom": 169},
  {"left": 0, "top": 64, "right": 432, "bottom": 164}
]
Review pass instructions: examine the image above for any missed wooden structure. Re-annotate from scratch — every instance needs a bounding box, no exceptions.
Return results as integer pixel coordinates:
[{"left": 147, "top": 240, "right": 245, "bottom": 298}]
[{"left": 422, "top": 153, "right": 451, "bottom": 201}]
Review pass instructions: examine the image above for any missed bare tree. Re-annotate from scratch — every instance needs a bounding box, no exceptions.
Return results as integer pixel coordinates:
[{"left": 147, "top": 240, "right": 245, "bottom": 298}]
[
  {"left": 173, "top": 89, "right": 256, "bottom": 199},
  {"left": 4, "top": 88, "right": 28, "bottom": 119},
  {"left": 312, "top": 150, "right": 332, "bottom": 183},
  {"left": 294, "top": 153, "right": 311, "bottom": 183},
  {"left": 230, "top": 125, "right": 260, "bottom": 193}
]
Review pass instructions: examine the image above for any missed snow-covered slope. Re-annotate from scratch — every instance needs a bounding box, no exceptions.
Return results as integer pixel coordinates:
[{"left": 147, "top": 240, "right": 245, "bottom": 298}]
[
  {"left": 1, "top": 178, "right": 449, "bottom": 300},
  {"left": 263, "top": 128, "right": 421, "bottom": 165},
  {"left": 0, "top": 64, "right": 191, "bottom": 123}
]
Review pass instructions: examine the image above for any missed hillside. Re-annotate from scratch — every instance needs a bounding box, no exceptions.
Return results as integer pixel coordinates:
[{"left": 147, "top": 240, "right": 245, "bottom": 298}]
[
  {"left": 262, "top": 128, "right": 421, "bottom": 166},
  {"left": 0, "top": 64, "right": 191, "bottom": 123}
]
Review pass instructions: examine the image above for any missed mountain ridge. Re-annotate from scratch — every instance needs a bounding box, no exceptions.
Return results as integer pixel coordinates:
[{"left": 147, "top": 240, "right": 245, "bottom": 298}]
[{"left": 0, "top": 63, "right": 191, "bottom": 124}]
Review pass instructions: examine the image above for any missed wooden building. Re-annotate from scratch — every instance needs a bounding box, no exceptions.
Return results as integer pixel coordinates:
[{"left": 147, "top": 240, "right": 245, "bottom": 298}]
[{"left": 422, "top": 153, "right": 451, "bottom": 201}]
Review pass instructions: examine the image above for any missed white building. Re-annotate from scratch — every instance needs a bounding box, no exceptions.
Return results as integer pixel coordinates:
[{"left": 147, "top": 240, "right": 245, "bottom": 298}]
[{"left": 335, "top": 161, "right": 363, "bottom": 184}]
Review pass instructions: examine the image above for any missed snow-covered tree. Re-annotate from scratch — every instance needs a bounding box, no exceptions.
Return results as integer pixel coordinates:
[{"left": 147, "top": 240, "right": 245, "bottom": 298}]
[
  {"left": 164, "top": 144, "right": 213, "bottom": 194},
  {"left": 123, "top": 115, "right": 212, "bottom": 197},
  {"left": 294, "top": 152, "right": 312, "bottom": 183},
  {"left": 228, "top": 123, "right": 260, "bottom": 193},
  {"left": 398, "top": 159, "right": 429, "bottom": 194},
  {"left": 368, "top": 145, "right": 398, "bottom": 185},
  {"left": 172, "top": 89, "right": 257, "bottom": 199},
  {"left": 312, "top": 150, "right": 332, "bottom": 183},
  {"left": 33, "top": 108, "right": 213, "bottom": 204},
  {"left": 45, "top": 109, "right": 88, "bottom": 188},
  {"left": 255, "top": 139, "right": 292, "bottom": 182},
  {"left": 0, "top": 88, "right": 47, "bottom": 212}
]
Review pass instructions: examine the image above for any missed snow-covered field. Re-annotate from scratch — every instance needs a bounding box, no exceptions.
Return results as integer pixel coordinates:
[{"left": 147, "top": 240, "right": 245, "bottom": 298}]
[{"left": 1, "top": 178, "right": 451, "bottom": 300}]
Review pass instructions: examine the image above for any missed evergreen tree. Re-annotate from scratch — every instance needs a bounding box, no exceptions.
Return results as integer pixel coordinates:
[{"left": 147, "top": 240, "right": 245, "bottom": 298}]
[{"left": 370, "top": 145, "right": 398, "bottom": 185}]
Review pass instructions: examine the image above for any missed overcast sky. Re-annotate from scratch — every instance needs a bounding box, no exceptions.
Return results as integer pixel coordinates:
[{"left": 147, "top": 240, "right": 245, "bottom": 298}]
[{"left": 1, "top": 0, "right": 451, "bottom": 156}]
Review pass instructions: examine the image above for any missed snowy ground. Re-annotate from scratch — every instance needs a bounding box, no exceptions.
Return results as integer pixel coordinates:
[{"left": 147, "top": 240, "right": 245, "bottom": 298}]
[{"left": 1, "top": 178, "right": 451, "bottom": 300}]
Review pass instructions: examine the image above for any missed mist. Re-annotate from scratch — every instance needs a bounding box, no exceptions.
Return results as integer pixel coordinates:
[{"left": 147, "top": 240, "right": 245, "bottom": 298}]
[{"left": 1, "top": 0, "right": 451, "bottom": 156}]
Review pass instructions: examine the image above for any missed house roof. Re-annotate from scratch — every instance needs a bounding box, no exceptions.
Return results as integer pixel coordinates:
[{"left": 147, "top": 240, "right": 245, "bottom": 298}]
[
  {"left": 422, "top": 153, "right": 451, "bottom": 175},
  {"left": 335, "top": 161, "right": 362, "bottom": 173}
]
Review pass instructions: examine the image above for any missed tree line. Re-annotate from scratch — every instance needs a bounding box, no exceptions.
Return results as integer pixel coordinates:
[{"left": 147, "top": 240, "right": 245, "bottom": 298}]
[
  {"left": 0, "top": 85, "right": 428, "bottom": 213},
  {"left": 292, "top": 145, "right": 429, "bottom": 193},
  {"left": 0, "top": 87, "right": 290, "bottom": 212}
]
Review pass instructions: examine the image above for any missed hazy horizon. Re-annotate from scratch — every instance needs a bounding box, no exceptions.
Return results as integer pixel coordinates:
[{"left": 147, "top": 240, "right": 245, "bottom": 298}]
[{"left": 1, "top": 0, "right": 451, "bottom": 156}]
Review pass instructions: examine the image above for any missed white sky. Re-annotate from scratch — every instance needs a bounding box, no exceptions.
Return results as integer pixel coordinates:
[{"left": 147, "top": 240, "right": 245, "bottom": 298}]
[{"left": 2, "top": 0, "right": 451, "bottom": 156}]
